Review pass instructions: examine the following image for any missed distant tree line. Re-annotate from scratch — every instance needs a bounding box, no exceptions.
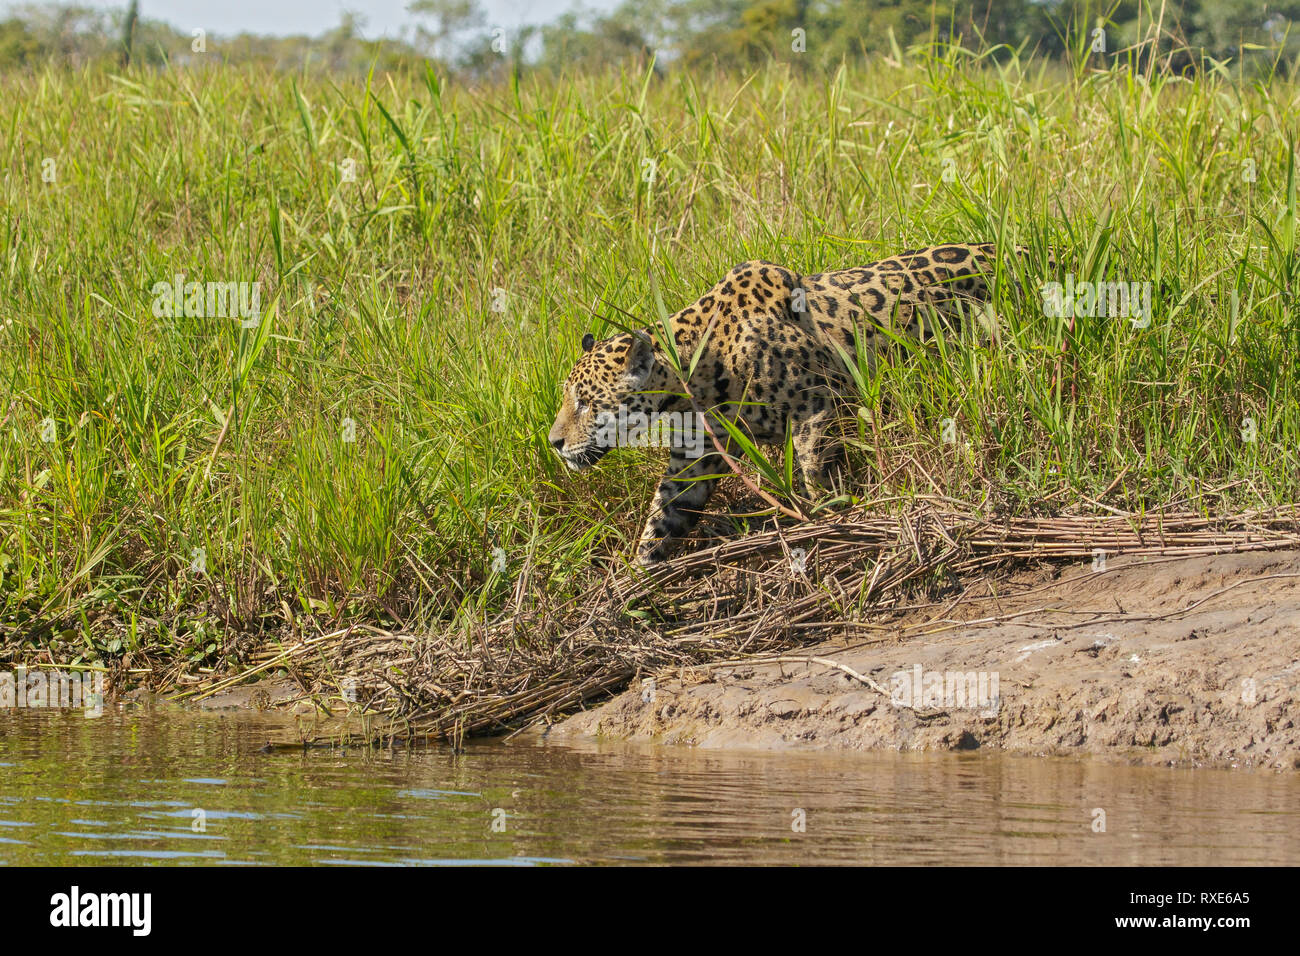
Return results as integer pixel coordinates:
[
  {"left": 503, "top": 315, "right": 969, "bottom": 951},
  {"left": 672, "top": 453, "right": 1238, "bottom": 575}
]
[
  {"left": 0, "top": 4, "right": 421, "bottom": 70},
  {"left": 1, "top": 1, "right": 1297, "bottom": 75},
  {"left": 526, "top": 0, "right": 1300, "bottom": 74}
]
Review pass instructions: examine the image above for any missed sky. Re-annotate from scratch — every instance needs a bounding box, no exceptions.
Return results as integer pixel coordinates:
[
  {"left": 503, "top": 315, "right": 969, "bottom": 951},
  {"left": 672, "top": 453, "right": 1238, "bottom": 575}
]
[{"left": 9, "top": 1, "right": 623, "bottom": 37}]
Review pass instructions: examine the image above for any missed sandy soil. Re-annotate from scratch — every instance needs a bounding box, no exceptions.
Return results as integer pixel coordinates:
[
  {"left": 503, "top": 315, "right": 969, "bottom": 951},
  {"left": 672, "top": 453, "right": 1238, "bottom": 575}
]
[{"left": 550, "top": 549, "right": 1300, "bottom": 770}]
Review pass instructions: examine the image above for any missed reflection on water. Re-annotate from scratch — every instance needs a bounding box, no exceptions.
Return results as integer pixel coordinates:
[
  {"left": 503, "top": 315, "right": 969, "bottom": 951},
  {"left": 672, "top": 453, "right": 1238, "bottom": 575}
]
[{"left": 1, "top": 708, "right": 1298, "bottom": 865}]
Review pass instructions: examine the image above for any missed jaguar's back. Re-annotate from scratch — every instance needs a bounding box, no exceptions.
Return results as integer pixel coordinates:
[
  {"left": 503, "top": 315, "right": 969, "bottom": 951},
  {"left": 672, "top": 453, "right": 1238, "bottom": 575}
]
[{"left": 794, "top": 242, "right": 1001, "bottom": 364}]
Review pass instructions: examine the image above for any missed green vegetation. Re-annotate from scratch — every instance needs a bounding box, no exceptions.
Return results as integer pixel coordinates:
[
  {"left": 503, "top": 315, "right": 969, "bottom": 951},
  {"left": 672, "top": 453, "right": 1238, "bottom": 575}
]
[{"left": 1, "top": 19, "right": 1298, "bottom": 677}]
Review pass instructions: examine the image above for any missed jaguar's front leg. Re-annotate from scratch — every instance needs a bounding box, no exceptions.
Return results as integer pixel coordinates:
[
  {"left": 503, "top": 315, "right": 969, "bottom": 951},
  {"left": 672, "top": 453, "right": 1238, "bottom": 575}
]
[
  {"left": 636, "top": 450, "right": 725, "bottom": 565},
  {"left": 792, "top": 406, "right": 847, "bottom": 497}
]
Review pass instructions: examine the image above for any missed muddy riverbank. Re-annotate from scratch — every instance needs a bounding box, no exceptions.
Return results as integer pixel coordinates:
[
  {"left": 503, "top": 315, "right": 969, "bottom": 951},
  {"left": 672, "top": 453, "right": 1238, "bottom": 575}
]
[{"left": 551, "top": 550, "right": 1300, "bottom": 770}]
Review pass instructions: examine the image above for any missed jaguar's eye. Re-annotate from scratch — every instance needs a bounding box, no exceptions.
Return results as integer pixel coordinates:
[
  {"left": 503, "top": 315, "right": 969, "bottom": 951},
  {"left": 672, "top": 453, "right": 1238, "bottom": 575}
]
[{"left": 575, "top": 399, "right": 589, "bottom": 413}]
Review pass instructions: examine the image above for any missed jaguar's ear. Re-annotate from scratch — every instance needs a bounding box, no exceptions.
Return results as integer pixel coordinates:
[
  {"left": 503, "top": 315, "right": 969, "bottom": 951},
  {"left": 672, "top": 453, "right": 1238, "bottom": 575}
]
[{"left": 581, "top": 332, "right": 596, "bottom": 352}]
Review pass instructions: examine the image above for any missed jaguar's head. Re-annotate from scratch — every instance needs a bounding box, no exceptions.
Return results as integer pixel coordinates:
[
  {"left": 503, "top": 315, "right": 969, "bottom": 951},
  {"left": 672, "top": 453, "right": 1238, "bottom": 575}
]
[{"left": 548, "top": 330, "right": 659, "bottom": 471}]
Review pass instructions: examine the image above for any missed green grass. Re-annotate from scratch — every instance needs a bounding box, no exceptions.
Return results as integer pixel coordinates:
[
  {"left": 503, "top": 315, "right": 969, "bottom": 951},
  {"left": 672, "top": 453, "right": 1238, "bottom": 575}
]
[{"left": 1, "top": 44, "right": 1298, "bottom": 673}]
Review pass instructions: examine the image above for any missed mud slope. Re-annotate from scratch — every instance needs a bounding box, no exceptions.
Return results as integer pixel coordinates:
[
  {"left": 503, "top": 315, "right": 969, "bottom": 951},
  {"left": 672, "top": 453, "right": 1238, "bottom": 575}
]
[{"left": 551, "top": 550, "right": 1300, "bottom": 770}]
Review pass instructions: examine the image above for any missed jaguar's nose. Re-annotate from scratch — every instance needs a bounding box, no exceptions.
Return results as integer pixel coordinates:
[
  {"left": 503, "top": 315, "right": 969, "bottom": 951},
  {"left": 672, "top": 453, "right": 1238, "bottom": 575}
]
[{"left": 549, "top": 434, "right": 565, "bottom": 452}]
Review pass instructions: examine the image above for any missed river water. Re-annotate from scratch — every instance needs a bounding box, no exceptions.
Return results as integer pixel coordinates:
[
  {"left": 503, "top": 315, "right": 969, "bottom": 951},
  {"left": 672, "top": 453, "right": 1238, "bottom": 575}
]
[{"left": 1, "top": 708, "right": 1298, "bottom": 865}]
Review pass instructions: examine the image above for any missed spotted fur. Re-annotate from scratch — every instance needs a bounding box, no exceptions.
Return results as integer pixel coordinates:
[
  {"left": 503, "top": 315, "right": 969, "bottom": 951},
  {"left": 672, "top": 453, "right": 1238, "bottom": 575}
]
[{"left": 549, "top": 243, "right": 1016, "bottom": 564}]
